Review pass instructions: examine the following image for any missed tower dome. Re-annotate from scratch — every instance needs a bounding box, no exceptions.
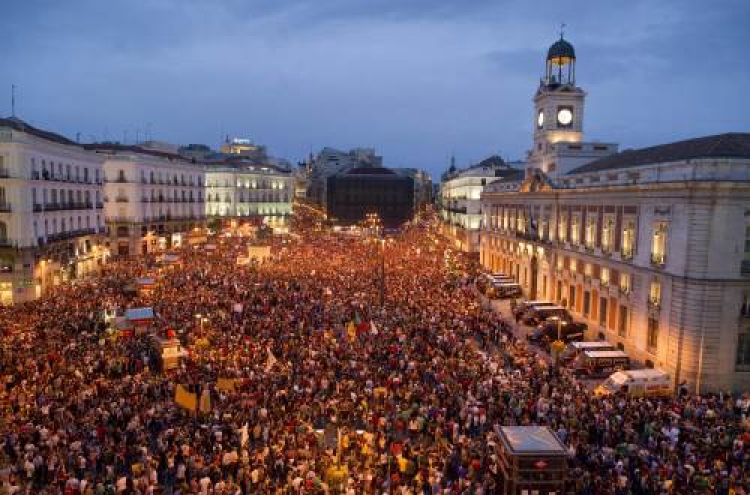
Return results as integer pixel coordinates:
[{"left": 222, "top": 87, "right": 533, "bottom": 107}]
[
  {"left": 547, "top": 38, "right": 575, "bottom": 64},
  {"left": 544, "top": 35, "right": 576, "bottom": 86}
]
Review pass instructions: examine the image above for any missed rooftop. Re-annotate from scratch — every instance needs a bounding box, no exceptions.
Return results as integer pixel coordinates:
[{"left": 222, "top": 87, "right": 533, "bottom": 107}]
[
  {"left": 497, "top": 426, "right": 567, "bottom": 454},
  {"left": 0, "top": 117, "right": 78, "bottom": 147},
  {"left": 567, "top": 133, "right": 750, "bottom": 175},
  {"left": 345, "top": 166, "right": 396, "bottom": 175}
]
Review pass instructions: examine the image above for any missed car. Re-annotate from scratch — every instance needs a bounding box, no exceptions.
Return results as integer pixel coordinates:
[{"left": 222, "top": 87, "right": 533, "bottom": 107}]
[{"left": 527, "top": 320, "right": 586, "bottom": 350}]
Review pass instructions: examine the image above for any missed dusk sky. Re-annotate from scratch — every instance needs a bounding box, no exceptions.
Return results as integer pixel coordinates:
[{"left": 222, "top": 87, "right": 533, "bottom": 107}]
[{"left": 2, "top": 0, "right": 749, "bottom": 177}]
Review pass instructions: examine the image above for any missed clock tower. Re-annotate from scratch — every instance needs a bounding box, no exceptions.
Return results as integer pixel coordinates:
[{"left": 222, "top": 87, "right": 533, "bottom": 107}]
[{"left": 528, "top": 34, "right": 586, "bottom": 174}]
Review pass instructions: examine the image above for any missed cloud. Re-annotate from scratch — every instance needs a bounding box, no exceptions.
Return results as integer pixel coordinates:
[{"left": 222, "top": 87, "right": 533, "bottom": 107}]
[{"left": 1, "top": 0, "right": 749, "bottom": 177}]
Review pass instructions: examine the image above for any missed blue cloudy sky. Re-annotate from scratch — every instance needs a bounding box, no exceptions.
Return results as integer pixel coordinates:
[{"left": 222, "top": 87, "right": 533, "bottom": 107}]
[{"left": 2, "top": 0, "right": 749, "bottom": 176}]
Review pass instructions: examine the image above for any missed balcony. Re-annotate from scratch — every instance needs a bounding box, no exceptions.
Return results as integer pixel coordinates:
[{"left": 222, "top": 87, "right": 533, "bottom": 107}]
[
  {"left": 33, "top": 203, "right": 43, "bottom": 212},
  {"left": 31, "top": 171, "right": 40, "bottom": 180},
  {"left": 0, "top": 203, "right": 11, "bottom": 212},
  {"left": 619, "top": 286, "right": 631, "bottom": 297},
  {"left": 741, "top": 260, "right": 750, "bottom": 276},
  {"left": 0, "top": 169, "right": 10, "bottom": 179},
  {"left": 647, "top": 297, "right": 661, "bottom": 311},
  {"left": 650, "top": 252, "right": 666, "bottom": 268},
  {"left": 96, "top": 202, "right": 104, "bottom": 209},
  {"left": 621, "top": 248, "right": 634, "bottom": 261},
  {"left": 141, "top": 197, "right": 150, "bottom": 203},
  {"left": 106, "top": 216, "right": 135, "bottom": 223},
  {"left": 115, "top": 196, "right": 129, "bottom": 203}
]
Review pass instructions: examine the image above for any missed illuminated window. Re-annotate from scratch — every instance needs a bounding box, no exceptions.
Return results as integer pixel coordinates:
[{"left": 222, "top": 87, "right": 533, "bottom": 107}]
[
  {"left": 571, "top": 215, "right": 580, "bottom": 245},
  {"left": 558, "top": 213, "right": 568, "bottom": 242},
  {"left": 622, "top": 219, "right": 636, "bottom": 259},
  {"left": 619, "top": 272, "right": 631, "bottom": 294},
  {"left": 601, "top": 267, "right": 610, "bottom": 286},
  {"left": 556, "top": 256, "right": 563, "bottom": 271},
  {"left": 570, "top": 258, "right": 578, "bottom": 273},
  {"left": 649, "top": 279, "right": 661, "bottom": 307},
  {"left": 585, "top": 215, "right": 596, "bottom": 249},
  {"left": 601, "top": 216, "right": 614, "bottom": 253},
  {"left": 651, "top": 222, "right": 668, "bottom": 266},
  {"left": 584, "top": 262, "right": 592, "bottom": 277}
]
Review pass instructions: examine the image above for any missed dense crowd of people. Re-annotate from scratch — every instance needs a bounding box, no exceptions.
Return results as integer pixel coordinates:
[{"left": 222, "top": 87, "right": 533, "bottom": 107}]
[{"left": 0, "top": 217, "right": 748, "bottom": 494}]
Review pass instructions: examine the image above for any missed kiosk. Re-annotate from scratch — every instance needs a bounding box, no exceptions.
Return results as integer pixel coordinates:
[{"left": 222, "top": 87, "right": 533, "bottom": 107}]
[{"left": 494, "top": 425, "right": 568, "bottom": 495}]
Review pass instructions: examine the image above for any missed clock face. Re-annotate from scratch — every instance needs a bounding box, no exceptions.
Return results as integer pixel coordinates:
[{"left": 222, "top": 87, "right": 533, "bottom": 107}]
[
  {"left": 557, "top": 108, "right": 573, "bottom": 126},
  {"left": 537, "top": 110, "right": 544, "bottom": 128}
]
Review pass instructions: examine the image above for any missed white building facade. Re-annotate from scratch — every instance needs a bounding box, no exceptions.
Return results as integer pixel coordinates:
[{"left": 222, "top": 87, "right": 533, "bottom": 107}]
[
  {"left": 440, "top": 157, "right": 523, "bottom": 252},
  {"left": 90, "top": 145, "right": 205, "bottom": 256},
  {"left": 0, "top": 118, "right": 108, "bottom": 304},
  {"left": 479, "top": 36, "right": 750, "bottom": 392},
  {"left": 205, "top": 165, "right": 294, "bottom": 231}
]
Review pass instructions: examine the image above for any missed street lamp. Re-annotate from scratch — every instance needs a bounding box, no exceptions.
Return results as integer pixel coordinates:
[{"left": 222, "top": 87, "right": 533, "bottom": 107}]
[
  {"left": 378, "top": 238, "right": 386, "bottom": 307},
  {"left": 549, "top": 316, "right": 566, "bottom": 368}
]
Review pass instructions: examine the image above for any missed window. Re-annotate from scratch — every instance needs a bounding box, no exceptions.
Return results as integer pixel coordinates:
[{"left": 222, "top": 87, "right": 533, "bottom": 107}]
[
  {"left": 622, "top": 220, "right": 636, "bottom": 259},
  {"left": 742, "top": 226, "right": 750, "bottom": 275},
  {"left": 585, "top": 215, "right": 597, "bottom": 249},
  {"left": 601, "top": 216, "right": 614, "bottom": 253},
  {"left": 571, "top": 215, "right": 580, "bottom": 245},
  {"left": 741, "top": 294, "right": 750, "bottom": 318},
  {"left": 570, "top": 258, "right": 578, "bottom": 273},
  {"left": 584, "top": 262, "right": 592, "bottom": 278},
  {"left": 583, "top": 291, "right": 591, "bottom": 316},
  {"left": 649, "top": 279, "right": 661, "bottom": 308},
  {"left": 568, "top": 285, "right": 576, "bottom": 308},
  {"left": 556, "top": 256, "right": 563, "bottom": 272},
  {"left": 647, "top": 317, "right": 659, "bottom": 351},
  {"left": 599, "top": 297, "right": 608, "bottom": 326},
  {"left": 651, "top": 222, "right": 668, "bottom": 266},
  {"left": 620, "top": 272, "right": 631, "bottom": 294},
  {"left": 618, "top": 305, "right": 628, "bottom": 337},
  {"left": 737, "top": 334, "right": 750, "bottom": 370},
  {"left": 601, "top": 267, "right": 610, "bottom": 286},
  {"left": 558, "top": 213, "right": 567, "bottom": 242}
]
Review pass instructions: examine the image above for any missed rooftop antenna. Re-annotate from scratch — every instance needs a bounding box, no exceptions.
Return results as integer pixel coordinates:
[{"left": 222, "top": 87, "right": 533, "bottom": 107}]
[{"left": 11, "top": 84, "right": 16, "bottom": 117}]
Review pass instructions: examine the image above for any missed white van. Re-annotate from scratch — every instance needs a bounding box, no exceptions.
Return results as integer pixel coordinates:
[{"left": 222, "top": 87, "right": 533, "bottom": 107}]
[{"left": 595, "top": 369, "right": 672, "bottom": 398}]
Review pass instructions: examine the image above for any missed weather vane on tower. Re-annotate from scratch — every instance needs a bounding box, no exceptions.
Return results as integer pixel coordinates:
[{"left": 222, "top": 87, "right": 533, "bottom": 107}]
[{"left": 560, "top": 22, "right": 566, "bottom": 39}]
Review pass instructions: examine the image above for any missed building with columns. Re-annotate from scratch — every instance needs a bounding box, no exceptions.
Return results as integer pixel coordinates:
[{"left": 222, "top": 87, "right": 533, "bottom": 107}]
[
  {"left": 87, "top": 144, "right": 206, "bottom": 255},
  {"left": 0, "top": 118, "right": 108, "bottom": 304},
  {"left": 480, "top": 35, "right": 750, "bottom": 393}
]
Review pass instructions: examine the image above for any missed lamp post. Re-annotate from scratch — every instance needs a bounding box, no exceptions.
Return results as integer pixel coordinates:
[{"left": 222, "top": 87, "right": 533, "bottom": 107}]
[
  {"left": 550, "top": 316, "right": 566, "bottom": 368},
  {"left": 379, "top": 238, "right": 385, "bottom": 307}
]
